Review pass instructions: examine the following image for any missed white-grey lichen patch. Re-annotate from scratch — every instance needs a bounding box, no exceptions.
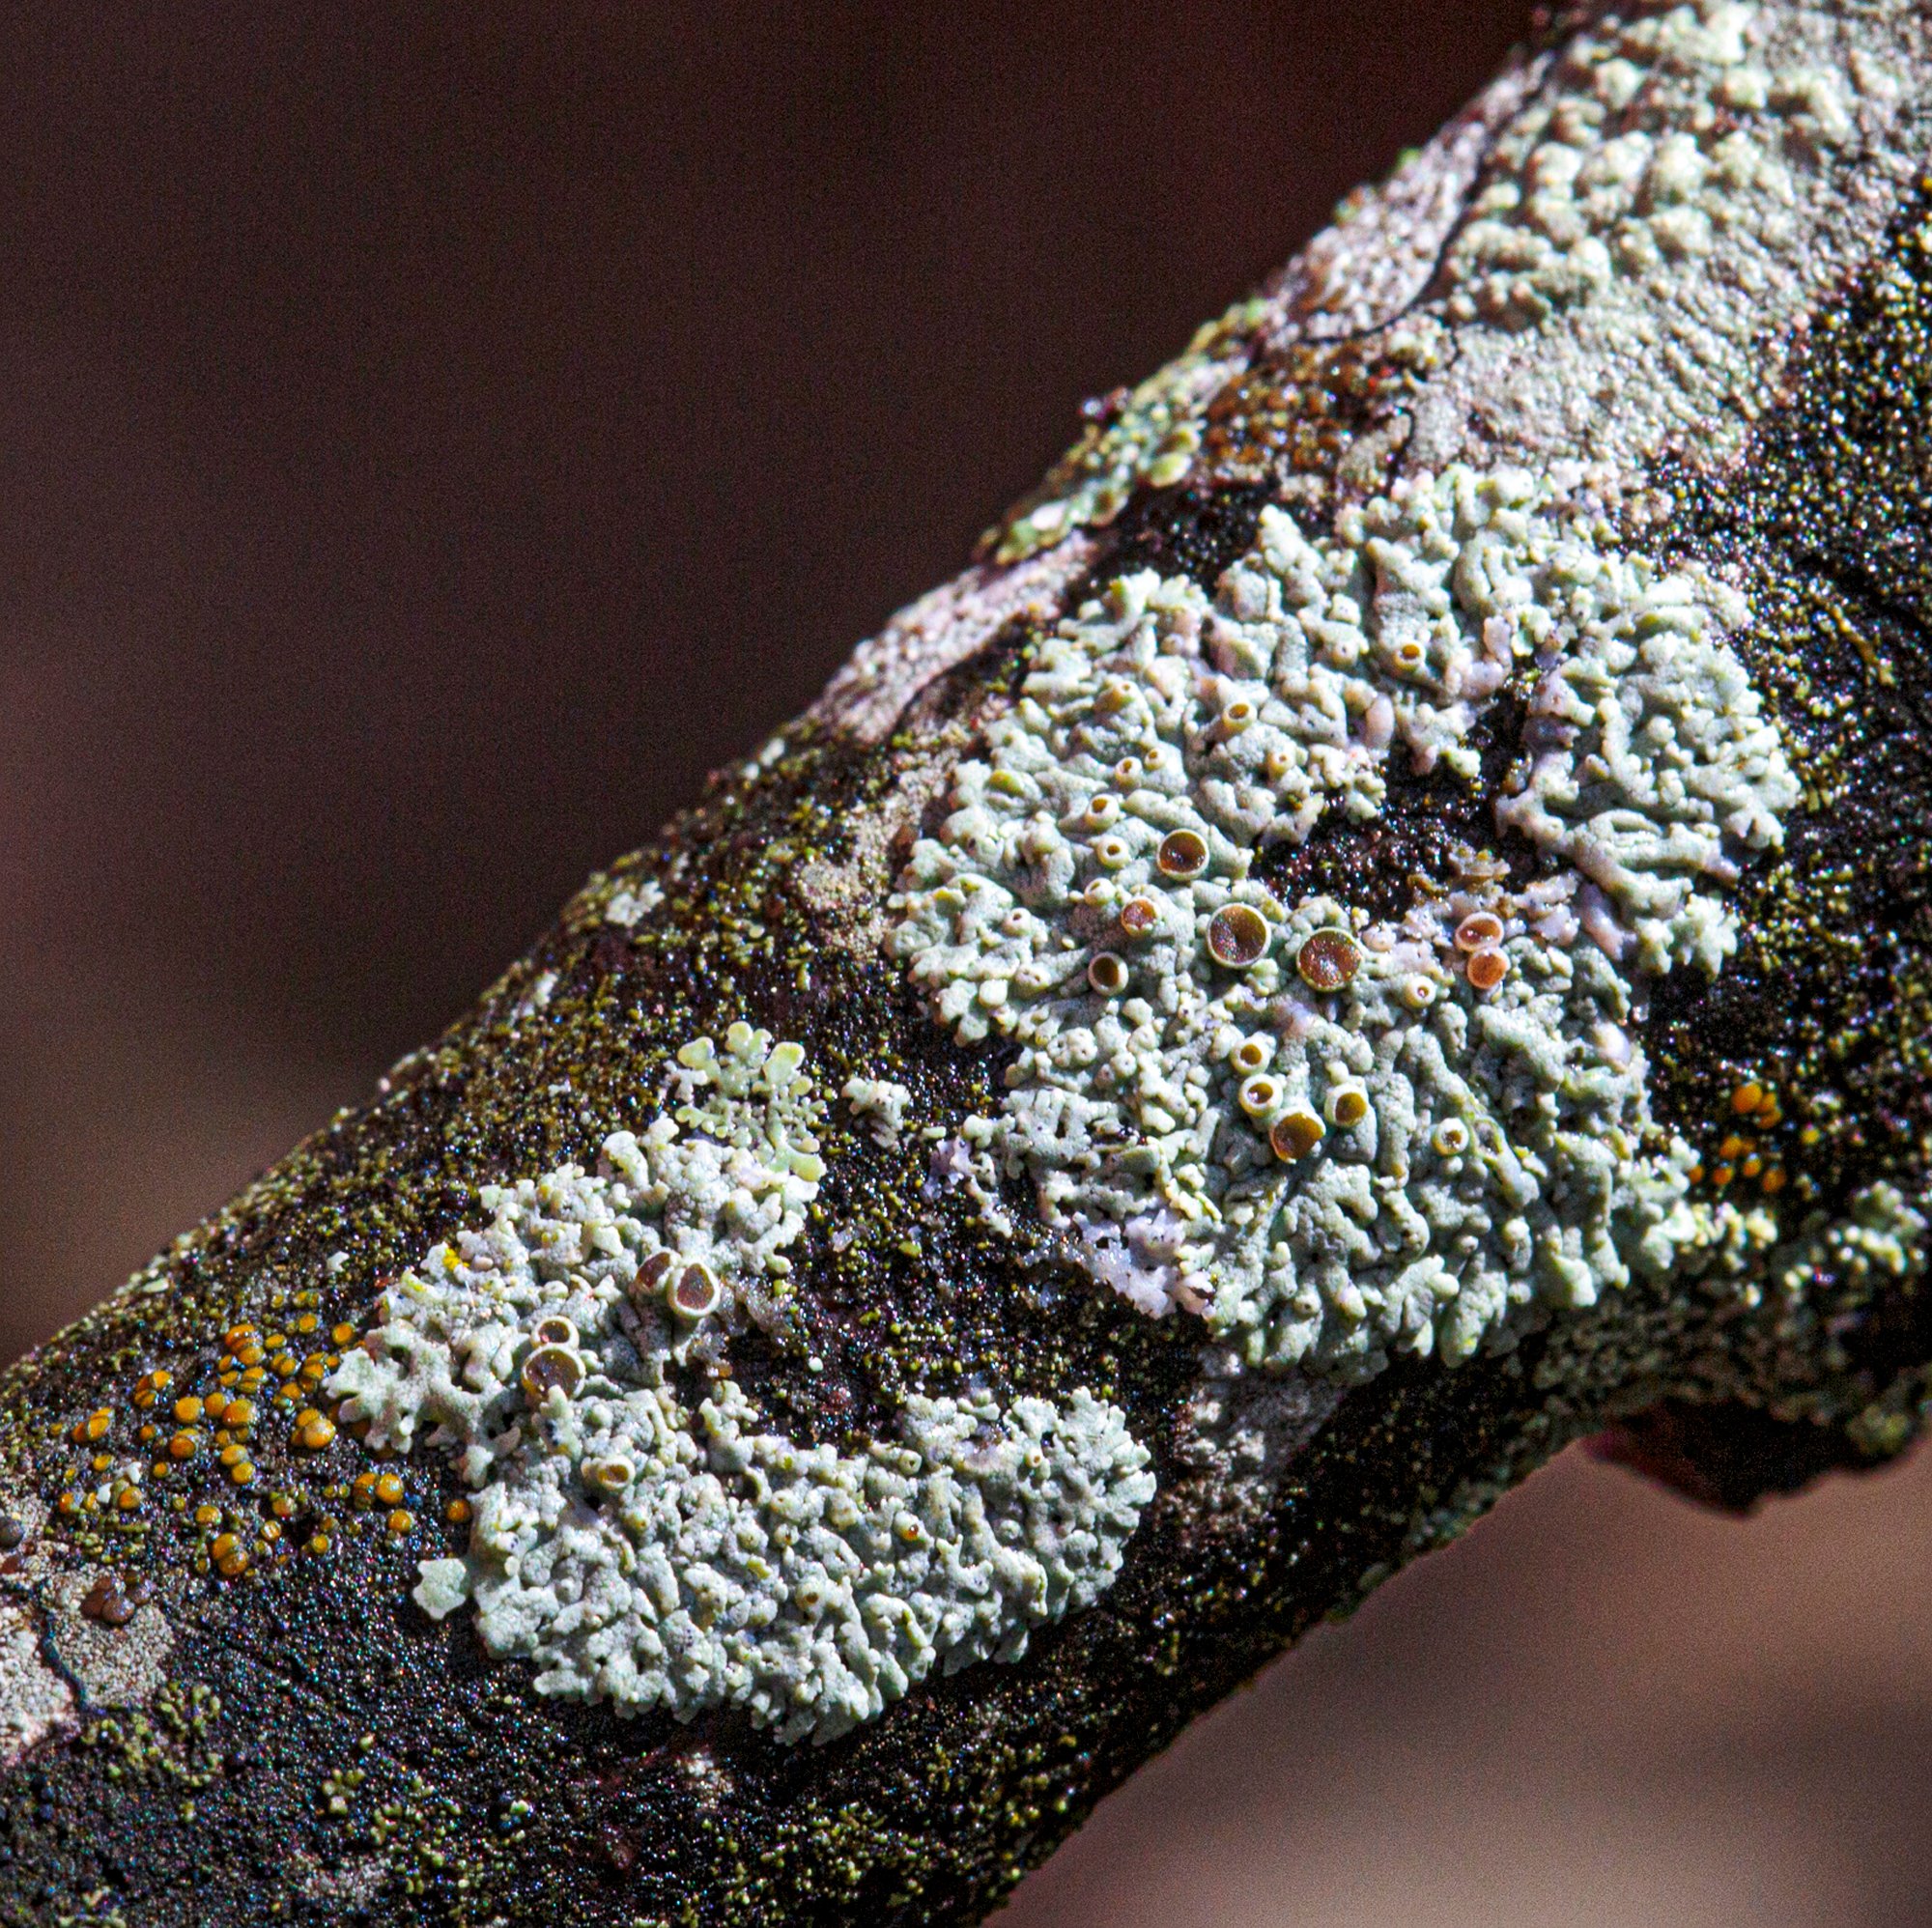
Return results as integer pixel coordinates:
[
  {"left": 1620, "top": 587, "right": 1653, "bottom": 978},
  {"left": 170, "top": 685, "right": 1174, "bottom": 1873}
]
[
  {"left": 1406, "top": 0, "right": 1921, "bottom": 474},
  {"left": 841, "top": 1075, "right": 916, "bottom": 1150},
  {"left": 327, "top": 1025, "right": 1153, "bottom": 1743},
  {"left": 0, "top": 1600, "right": 73, "bottom": 1770},
  {"left": 889, "top": 468, "right": 1796, "bottom": 1378},
  {"left": 1438, "top": 1, "right": 1844, "bottom": 331},
  {"left": 604, "top": 879, "right": 664, "bottom": 928},
  {"left": 1495, "top": 559, "right": 1795, "bottom": 975},
  {"left": 984, "top": 0, "right": 1922, "bottom": 561}
]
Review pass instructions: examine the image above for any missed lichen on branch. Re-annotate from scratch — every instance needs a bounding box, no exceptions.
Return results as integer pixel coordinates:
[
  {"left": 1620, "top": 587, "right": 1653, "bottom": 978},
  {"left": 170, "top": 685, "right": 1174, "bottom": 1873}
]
[{"left": 2, "top": 5, "right": 1931, "bottom": 1925}]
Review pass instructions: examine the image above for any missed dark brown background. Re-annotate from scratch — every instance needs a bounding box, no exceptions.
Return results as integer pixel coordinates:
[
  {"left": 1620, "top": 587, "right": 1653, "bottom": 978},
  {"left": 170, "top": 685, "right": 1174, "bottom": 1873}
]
[{"left": 5, "top": 7, "right": 1929, "bottom": 1920}]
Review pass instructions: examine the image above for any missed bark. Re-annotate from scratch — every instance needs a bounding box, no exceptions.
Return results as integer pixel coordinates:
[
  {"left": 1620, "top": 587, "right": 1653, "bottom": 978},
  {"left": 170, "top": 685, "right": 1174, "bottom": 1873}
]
[{"left": 4, "top": 3, "right": 1932, "bottom": 1922}]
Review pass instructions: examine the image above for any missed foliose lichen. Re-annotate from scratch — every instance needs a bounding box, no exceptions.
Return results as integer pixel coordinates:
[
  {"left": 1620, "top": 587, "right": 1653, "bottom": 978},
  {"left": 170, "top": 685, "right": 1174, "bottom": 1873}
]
[
  {"left": 327, "top": 1024, "right": 1154, "bottom": 1743},
  {"left": 890, "top": 468, "right": 1799, "bottom": 1377},
  {"left": 1439, "top": 0, "right": 1850, "bottom": 331},
  {"left": 986, "top": 0, "right": 1904, "bottom": 564},
  {"left": 840, "top": 1075, "right": 916, "bottom": 1149}
]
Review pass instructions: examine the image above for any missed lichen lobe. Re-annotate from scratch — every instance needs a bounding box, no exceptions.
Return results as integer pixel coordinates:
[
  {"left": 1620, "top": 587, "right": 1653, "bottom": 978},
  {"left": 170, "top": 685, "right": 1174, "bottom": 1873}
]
[{"left": 327, "top": 1025, "right": 1155, "bottom": 1743}]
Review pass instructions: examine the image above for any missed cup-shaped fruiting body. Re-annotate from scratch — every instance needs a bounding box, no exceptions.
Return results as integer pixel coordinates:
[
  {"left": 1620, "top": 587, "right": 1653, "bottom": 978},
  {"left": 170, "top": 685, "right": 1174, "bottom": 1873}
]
[
  {"left": 1399, "top": 973, "right": 1439, "bottom": 1010},
  {"left": 1325, "top": 1085, "right": 1370, "bottom": 1129},
  {"left": 1432, "top": 1118, "right": 1472, "bottom": 1156},
  {"left": 1117, "top": 896, "right": 1160, "bottom": 940},
  {"left": 1156, "top": 829, "right": 1209, "bottom": 880},
  {"left": 1296, "top": 927, "right": 1362, "bottom": 993},
  {"left": 295, "top": 1408, "right": 336, "bottom": 1451},
  {"left": 1454, "top": 911, "right": 1505, "bottom": 952},
  {"left": 1269, "top": 1110, "right": 1325, "bottom": 1162},
  {"left": 582, "top": 1455, "right": 636, "bottom": 1495},
  {"left": 1237, "top": 1073, "right": 1282, "bottom": 1119},
  {"left": 1094, "top": 834, "right": 1133, "bottom": 870},
  {"left": 668, "top": 1259, "right": 722, "bottom": 1322},
  {"left": 1230, "top": 1035, "right": 1273, "bottom": 1075},
  {"left": 1088, "top": 951, "right": 1131, "bottom": 996},
  {"left": 533, "top": 1316, "right": 579, "bottom": 1348},
  {"left": 1466, "top": 948, "right": 1510, "bottom": 993},
  {"left": 520, "top": 1344, "right": 584, "bottom": 1403},
  {"left": 1207, "top": 903, "right": 1271, "bottom": 969}
]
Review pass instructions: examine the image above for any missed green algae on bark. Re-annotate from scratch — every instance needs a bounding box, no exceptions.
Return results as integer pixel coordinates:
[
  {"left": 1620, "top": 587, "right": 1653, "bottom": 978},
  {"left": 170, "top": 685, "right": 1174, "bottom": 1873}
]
[{"left": 3, "top": 5, "right": 1932, "bottom": 1924}]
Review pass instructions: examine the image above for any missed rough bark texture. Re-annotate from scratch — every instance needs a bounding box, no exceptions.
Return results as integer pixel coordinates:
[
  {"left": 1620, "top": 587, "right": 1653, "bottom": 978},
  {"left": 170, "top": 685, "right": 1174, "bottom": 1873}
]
[{"left": 4, "top": 4, "right": 1932, "bottom": 1922}]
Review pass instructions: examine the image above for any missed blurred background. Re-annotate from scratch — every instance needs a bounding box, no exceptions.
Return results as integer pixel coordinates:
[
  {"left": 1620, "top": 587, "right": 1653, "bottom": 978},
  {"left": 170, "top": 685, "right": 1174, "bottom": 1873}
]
[{"left": 4, "top": 5, "right": 1929, "bottom": 1921}]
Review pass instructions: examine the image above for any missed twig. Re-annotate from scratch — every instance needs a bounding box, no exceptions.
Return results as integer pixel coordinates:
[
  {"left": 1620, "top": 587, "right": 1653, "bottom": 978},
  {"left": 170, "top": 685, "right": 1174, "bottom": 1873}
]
[{"left": 3, "top": 3, "right": 1930, "bottom": 1922}]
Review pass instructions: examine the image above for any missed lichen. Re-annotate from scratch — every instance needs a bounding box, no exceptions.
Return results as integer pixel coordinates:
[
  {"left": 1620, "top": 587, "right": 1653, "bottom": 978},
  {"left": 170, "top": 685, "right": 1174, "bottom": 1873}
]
[
  {"left": 0, "top": 1599, "right": 74, "bottom": 1769},
  {"left": 1494, "top": 559, "right": 1796, "bottom": 975},
  {"left": 840, "top": 1075, "right": 916, "bottom": 1150},
  {"left": 604, "top": 879, "right": 665, "bottom": 927},
  {"left": 1438, "top": 1, "right": 1845, "bottom": 331},
  {"left": 327, "top": 1025, "right": 1153, "bottom": 1742},
  {"left": 1773, "top": 1178, "right": 1929, "bottom": 1304},
  {"left": 985, "top": 0, "right": 1910, "bottom": 562},
  {"left": 890, "top": 468, "right": 1797, "bottom": 1376},
  {"left": 1, "top": 14, "right": 1928, "bottom": 1923},
  {"left": 990, "top": 298, "right": 1270, "bottom": 564}
]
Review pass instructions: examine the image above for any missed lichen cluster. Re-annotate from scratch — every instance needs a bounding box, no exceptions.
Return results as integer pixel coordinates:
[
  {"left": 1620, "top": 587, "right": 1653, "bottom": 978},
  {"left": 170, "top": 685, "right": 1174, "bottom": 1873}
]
[
  {"left": 1440, "top": 0, "right": 1849, "bottom": 329},
  {"left": 891, "top": 468, "right": 1798, "bottom": 1375},
  {"left": 328, "top": 1025, "right": 1154, "bottom": 1741},
  {"left": 1495, "top": 555, "right": 1795, "bottom": 975},
  {"left": 990, "top": 298, "right": 1271, "bottom": 565},
  {"left": 986, "top": 0, "right": 1889, "bottom": 565}
]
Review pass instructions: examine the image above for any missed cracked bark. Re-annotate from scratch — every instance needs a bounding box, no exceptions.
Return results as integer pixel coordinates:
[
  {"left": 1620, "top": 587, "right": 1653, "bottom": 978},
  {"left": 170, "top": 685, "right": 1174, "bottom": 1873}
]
[{"left": 4, "top": 3, "right": 1932, "bottom": 1923}]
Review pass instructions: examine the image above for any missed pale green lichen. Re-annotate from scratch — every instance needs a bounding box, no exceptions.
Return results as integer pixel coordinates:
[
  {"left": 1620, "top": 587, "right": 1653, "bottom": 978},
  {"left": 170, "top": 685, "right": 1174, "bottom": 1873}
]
[
  {"left": 327, "top": 1026, "right": 1154, "bottom": 1743},
  {"left": 990, "top": 297, "right": 1269, "bottom": 564},
  {"left": 1787, "top": 1181, "right": 1929, "bottom": 1286},
  {"left": 988, "top": 0, "right": 1895, "bottom": 564},
  {"left": 889, "top": 468, "right": 1797, "bottom": 1378},
  {"left": 604, "top": 879, "right": 665, "bottom": 927},
  {"left": 1439, "top": 1, "right": 1844, "bottom": 330},
  {"left": 1495, "top": 559, "right": 1796, "bottom": 975},
  {"left": 840, "top": 1075, "right": 916, "bottom": 1150},
  {"left": 1763, "top": 1179, "right": 1930, "bottom": 1332}
]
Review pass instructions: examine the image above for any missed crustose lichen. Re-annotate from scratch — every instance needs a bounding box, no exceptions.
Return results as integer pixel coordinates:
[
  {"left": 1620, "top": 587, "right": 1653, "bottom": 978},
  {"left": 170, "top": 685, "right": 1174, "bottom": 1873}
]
[
  {"left": 889, "top": 468, "right": 1799, "bottom": 1378},
  {"left": 328, "top": 1025, "right": 1154, "bottom": 1743}
]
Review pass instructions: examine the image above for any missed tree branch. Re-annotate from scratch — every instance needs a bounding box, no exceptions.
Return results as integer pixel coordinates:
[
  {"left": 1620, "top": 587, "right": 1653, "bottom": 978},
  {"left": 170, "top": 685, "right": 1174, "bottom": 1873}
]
[{"left": 3, "top": 3, "right": 1931, "bottom": 1922}]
